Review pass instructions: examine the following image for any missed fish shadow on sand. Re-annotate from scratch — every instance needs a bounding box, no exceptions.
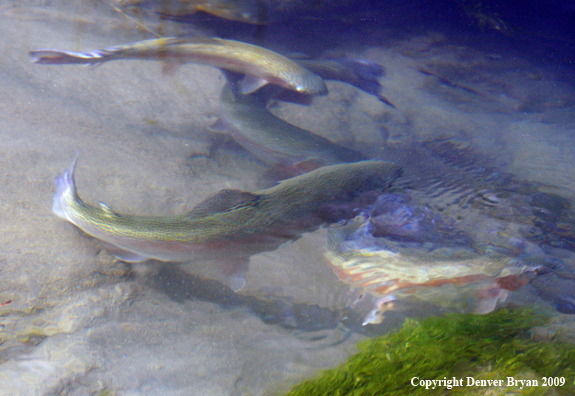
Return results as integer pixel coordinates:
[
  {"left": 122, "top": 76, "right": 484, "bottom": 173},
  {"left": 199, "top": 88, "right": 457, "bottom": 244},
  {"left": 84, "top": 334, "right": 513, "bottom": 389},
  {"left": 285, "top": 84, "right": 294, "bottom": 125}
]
[
  {"left": 148, "top": 263, "right": 351, "bottom": 345},
  {"left": 145, "top": 263, "right": 412, "bottom": 343}
]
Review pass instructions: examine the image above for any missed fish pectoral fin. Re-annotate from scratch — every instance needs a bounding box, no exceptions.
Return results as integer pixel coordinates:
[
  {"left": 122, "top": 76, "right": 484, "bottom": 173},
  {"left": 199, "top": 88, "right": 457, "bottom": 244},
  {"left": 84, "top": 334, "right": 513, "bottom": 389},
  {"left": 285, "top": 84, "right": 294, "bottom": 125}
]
[
  {"left": 363, "top": 295, "right": 397, "bottom": 325},
  {"left": 99, "top": 241, "right": 149, "bottom": 263},
  {"left": 238, "top": 74, "right": 269, "bottom": 94},
  {"left": 207, "top": 118, "right": 230, "bottom": 133},
  {"left": 221, "top": 257, "right": 249, "bottom": 292},
  {"left": 473, "top": 285, "right": 509, "bottom": 314}
]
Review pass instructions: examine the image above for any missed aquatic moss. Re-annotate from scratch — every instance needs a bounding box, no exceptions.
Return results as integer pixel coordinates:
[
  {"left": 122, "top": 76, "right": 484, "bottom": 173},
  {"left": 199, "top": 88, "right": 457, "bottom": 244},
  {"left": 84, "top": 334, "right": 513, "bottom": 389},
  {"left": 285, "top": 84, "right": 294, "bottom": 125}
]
[{"left": 280, "top": 309, "right": 575, "bottom": 396}]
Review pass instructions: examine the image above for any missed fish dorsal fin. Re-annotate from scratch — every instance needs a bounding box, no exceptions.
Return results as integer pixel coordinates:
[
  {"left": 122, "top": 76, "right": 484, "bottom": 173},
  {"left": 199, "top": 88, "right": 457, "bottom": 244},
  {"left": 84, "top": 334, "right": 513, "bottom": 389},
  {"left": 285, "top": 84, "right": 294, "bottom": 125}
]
[
  {"left": 189, "top": 189, "right": 260, "bottom": 217},
  {"left": 207, "top": 117, "right": 230, "bottom": 133},
  {"left": 239, "top": 74, "right": 269, "bottom": 94},
  {"left": 99, "top": 202, "right": 118, "bottom": 217}
]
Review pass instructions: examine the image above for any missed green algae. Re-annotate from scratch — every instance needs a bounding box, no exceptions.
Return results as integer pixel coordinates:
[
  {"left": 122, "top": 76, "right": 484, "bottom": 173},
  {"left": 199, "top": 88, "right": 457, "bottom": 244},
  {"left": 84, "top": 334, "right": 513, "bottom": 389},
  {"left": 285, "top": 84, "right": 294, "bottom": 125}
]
[{"left": 280, "top": 309, "right": 575, "bottom": 396}]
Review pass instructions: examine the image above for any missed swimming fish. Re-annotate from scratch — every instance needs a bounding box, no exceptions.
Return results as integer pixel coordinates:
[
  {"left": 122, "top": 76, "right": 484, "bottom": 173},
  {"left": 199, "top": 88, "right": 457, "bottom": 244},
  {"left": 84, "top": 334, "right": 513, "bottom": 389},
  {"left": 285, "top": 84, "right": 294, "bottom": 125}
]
[
  {"left": 53, "top": 155, "right": 401, "bottom": 290},
  {"left": 210, "top": 82, "right": 365, "bottom": 173},
  {"left": 30, "top": 37, "right": 327, "bottom": 95},
  {"left": 325, "top": 216, "right": 535, "bottom": 325}
]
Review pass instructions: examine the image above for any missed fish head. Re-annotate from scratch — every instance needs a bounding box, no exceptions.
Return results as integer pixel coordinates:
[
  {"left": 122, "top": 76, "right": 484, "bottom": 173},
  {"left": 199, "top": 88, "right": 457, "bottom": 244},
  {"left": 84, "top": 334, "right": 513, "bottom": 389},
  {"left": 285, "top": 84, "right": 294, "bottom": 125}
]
[{"left": 294, "top": 75, "right": 328, "bottom": 96}]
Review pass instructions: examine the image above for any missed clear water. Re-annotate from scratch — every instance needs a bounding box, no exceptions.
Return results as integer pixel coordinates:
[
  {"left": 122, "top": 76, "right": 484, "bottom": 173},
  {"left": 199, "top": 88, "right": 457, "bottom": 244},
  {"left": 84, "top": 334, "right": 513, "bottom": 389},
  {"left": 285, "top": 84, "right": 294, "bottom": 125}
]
[{"left": 0, "top": 1, "right": 574, "bottom": 395}]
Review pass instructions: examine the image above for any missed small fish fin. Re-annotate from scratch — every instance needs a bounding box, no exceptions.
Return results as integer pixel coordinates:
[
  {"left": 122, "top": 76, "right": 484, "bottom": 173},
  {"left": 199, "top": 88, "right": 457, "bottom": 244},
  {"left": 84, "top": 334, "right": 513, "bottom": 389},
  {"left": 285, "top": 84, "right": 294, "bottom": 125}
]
[
  {"left": 189, "top": 189, "right": 260, "bottom": 217},
  {"left": 220, "top": 257, "right": 250, "bottom": 292},
  {"left": 363, "top": 295, "right": 397, "bottom": 325},
  {"left": 473, "top": 285, "right": 508, "bottom": 314},
  {"left": 162, "top": 60, "right": 183, "bottom": 76},
  {"left": 239, "top": 74, "right": 269, "bottom": 94},
  {"left": 222, "top": 77, "right": 279, "bottom": 105},
  {"left": 207, "top": 118, "right": 230, "bottom": 133},
  {"left": 87, "top": 61, "right": 104, "bottom": 69},
  {"left": 99, "top": 241, "right": 149, "bottom": 263},
  {"left": 99, "top": 202, "right": 118, "bottom": 217}
]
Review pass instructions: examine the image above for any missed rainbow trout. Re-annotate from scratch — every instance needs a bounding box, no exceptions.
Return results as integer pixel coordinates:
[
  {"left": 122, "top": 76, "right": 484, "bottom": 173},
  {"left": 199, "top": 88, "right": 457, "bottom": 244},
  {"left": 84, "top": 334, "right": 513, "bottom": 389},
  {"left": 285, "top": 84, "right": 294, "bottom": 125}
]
[
  {"left": 53, "top": 155, "right": 401, "bottom": 290},
  {"left": 29, "top": 37, "right": 327, "bottom": 95},
  {"left": 211, "top": 83, "right": 365, "bottom": 172},
  {"left": 326, "top": 216, "right": 534, "bottom": 325}
]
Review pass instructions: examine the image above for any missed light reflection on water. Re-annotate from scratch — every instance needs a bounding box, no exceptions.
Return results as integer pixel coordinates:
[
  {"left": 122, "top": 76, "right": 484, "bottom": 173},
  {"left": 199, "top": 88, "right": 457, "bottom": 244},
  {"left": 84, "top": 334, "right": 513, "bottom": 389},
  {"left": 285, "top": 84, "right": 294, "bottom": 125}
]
[{"left": 0, "top": 1, "right": 574, "bottom": 395}]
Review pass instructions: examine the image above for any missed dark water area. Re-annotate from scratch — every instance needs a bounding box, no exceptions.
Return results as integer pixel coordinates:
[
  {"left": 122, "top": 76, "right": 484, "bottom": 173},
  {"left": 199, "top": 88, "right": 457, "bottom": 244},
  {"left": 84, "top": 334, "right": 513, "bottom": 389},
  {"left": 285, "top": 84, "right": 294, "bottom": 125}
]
[{"left": 180, "top": 0, "right": 575, "bottom": 68}]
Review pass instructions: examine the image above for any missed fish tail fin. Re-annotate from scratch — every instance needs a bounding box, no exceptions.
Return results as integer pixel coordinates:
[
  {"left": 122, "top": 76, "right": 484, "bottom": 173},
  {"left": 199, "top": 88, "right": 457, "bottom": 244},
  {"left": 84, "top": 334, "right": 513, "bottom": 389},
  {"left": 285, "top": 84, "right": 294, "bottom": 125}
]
[
  {"left": 29, "top": 49, "right": 111, "bottom": 65},
  {"left": 52, "top": 150, "right": 81, "bottom": 219}
]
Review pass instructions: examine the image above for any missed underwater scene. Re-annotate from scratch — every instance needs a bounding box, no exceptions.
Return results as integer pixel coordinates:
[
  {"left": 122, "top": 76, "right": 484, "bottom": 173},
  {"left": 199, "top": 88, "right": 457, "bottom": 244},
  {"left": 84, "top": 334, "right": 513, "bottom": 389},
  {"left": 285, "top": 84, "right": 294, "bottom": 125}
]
[{"left": 1, "top": 0, "right": 575, "bottom": 394}]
